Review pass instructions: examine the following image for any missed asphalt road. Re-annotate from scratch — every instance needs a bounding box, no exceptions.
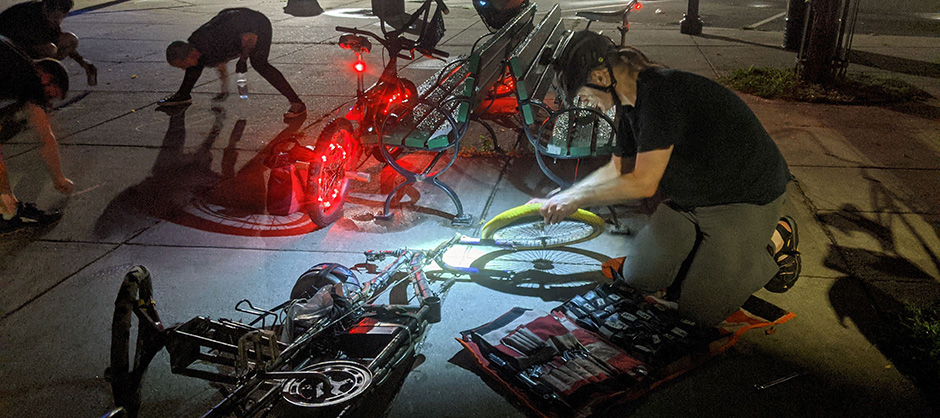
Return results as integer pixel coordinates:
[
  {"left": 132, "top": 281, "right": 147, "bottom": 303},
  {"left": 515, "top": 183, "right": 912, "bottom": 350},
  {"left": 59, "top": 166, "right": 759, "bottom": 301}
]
[
  {"left": 0, "top": 0, "right": 935, "bottom": 38},
  {"left": 559, "top": 0, "right": 939, "bottom": 38}
]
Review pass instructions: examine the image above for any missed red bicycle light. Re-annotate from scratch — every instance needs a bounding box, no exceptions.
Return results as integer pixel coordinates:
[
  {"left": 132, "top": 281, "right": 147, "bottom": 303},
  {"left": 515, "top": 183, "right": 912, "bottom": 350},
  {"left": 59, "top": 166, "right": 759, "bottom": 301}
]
[
  {"left": 634, "top": 2, "right": 642, "bottom": 10},
  {"left": 354, "top": 59, "right": 366, "bottom": 73}
]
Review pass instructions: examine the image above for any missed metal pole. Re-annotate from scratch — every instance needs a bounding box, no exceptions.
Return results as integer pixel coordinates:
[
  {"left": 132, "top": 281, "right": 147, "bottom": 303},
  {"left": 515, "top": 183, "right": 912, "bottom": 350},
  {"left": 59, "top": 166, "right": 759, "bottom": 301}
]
[{"left": 679, "top": 0, "right": 703, "bottom": 35}]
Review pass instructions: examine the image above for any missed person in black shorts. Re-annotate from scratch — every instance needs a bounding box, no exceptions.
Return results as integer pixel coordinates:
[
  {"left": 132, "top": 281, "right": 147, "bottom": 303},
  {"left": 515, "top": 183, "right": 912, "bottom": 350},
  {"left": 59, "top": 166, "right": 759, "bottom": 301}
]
[
  {"left": 0, "top": 0, "right": 98, "bottom": 86},
  {"left": 0, "top": 36, "right": 74, "bottom": 234},
  {"left": 530, "top": 30, "right": 801, "bottom": 326},
  {"left": 159, "top": 8, "right": 307, "bottom": 120}
]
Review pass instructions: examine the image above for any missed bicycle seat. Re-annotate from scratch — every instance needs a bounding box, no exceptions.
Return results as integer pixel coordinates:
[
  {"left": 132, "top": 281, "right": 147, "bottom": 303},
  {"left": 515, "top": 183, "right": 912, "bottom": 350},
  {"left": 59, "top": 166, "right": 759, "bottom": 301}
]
[
  {"left": 574, "top": 0, "right": 639, "bottom": 47},
  {"left": 576, "top": 5, "right": 632, "bottom": 24}
]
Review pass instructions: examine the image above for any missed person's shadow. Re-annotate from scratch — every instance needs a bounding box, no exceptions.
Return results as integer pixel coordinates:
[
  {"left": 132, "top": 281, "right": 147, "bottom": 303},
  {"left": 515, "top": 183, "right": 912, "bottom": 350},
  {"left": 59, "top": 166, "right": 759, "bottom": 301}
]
[{"left": 93, "top": 105, "right": 229, "bottom": 240}]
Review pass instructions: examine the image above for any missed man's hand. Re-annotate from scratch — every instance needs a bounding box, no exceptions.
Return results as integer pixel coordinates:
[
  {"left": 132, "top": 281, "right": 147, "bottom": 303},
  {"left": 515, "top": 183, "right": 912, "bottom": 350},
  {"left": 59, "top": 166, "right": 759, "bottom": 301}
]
[
  {"left": 539, "top": 194, "right": 581, "bottom": 225},
  {"left": 54, "top": 177, "right": 74, "bottom": 195}
]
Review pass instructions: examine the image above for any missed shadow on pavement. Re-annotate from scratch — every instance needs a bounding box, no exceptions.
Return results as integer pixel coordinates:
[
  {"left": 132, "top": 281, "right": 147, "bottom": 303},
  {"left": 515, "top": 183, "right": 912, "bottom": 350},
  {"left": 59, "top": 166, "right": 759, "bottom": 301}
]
[
  {"left": 93, "top": 105, "right": 326, "bottom": 238},
  {"left": 93, "top": 105, "right": 224, "bottom": 239},
  {"left": 467, "top": 247, "right": 611, "bottom": 302},
  {"left": 847, "top": 50, "right": 940, "bottom": 79},
  {"left": 821, "top": 203, "right": 940, "bottom": 411}
]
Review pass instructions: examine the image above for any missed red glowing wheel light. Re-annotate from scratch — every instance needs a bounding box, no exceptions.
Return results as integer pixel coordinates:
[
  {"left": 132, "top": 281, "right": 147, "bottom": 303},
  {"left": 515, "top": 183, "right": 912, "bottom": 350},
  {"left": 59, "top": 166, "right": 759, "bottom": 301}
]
[{"left": 634, "top": 2, "right": 642, "bottom": 9}]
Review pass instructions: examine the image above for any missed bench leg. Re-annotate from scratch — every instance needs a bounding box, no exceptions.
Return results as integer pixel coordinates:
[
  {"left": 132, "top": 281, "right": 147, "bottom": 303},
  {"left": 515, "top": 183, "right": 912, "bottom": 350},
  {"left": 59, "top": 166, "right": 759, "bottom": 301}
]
[
  {"left": 431, "top": 177, "right": 472, "bottom": 226},
  {"left": 376, "top": 175, "right": 472, "bottom": 226},
  {"left": 376, "top": 179, "right": 412, "bottom": 221},
  {"left": 534, "top": 147, "right": 573, "bottom": 188}
]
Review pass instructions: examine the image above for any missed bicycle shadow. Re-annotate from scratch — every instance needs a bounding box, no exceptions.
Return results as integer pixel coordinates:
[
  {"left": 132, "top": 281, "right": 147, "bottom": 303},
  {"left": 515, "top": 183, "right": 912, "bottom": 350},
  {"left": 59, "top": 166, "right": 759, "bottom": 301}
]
[
  {"left": 466, "top": 246, "right": 612, "bottom": 302},
  {"left": 821, "top": 203, "right": 940, "bottom": 410}
]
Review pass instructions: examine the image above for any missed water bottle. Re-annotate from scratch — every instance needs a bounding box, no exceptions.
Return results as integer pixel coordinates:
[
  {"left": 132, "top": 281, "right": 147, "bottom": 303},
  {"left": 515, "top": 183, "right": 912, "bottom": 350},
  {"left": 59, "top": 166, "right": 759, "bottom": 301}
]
[{"left": 236, "top": 71, "right": 248, "bottom": 99}]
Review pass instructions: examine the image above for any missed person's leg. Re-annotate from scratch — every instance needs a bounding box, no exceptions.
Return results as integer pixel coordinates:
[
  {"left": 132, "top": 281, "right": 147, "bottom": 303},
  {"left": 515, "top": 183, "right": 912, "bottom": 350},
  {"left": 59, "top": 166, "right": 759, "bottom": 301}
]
[
  {"left": 619, "top": 202, "right": 698, "bottom": 292},
  {"left": 674, "top": 195, "right": 785, "bottom": 326},
  {"left": 246, "top": 17, "right": 304, "bottom": 111},
  {"left": 0, "top": 151, "right": 17, "bottom": 218},
  {"left": 55, "top": 32, "right": 97, "bottom": 85},
  {"left": 0, "top": 150, "right": 62, "bottom": 232}
]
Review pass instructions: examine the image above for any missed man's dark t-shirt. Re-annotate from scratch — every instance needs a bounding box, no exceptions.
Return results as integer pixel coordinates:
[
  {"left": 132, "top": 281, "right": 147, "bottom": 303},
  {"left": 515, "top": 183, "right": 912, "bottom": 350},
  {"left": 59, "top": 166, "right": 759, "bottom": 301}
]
[
  {"left": 615, "top": 68, "right": 790, "bottom": 209},
  {"left": 1, "top": 36, "right": 46, "bottom": 144},
  {"left": 0, "top": 1, "right": 61, "bottom": 55},
  {"left": 175, "top": 8, "right": 271, "bottom": 95},
  {"left": 189, "top": 8, "right": 269, "bottom": 67}
]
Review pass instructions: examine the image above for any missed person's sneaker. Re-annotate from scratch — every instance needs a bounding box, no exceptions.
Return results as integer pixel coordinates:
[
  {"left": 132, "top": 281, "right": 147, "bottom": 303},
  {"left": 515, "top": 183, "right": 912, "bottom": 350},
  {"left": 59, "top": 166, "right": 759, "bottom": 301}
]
[
  {"left": 158, "top": 93, "right": 193, "bottom": 107},
  {"left": 0, "top": 202, "right": 62, "bottom": 235},
  {"left": 765, "top": 215, "right": 801, "bottom": 293},
  {"left": 284, "top": 102, "right": 307, "bottom": 119}
]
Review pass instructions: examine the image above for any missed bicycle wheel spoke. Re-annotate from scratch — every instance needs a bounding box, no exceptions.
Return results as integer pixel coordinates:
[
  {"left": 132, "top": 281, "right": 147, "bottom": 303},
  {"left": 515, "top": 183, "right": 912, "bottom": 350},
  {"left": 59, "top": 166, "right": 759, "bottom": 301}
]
[{"left": 493, "top": 220, "right": 597, "bottom": 247}]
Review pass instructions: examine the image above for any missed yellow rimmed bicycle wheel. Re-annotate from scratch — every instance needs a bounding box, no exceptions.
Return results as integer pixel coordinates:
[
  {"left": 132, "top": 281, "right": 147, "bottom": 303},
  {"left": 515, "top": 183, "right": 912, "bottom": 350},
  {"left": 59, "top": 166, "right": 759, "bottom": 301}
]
[{"left": 480, "top": 203, "right": 606, "bottom": 249}]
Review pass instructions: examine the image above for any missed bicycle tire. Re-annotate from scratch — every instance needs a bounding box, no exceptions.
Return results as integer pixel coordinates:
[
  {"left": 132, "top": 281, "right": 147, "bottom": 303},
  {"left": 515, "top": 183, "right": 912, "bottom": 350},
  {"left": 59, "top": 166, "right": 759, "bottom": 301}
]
[
  {"left": 310, "top": 118, "right": 356, "bottom": 226},
  {"left": 480, "top": 203, "right": 605, "bottom": 249}
]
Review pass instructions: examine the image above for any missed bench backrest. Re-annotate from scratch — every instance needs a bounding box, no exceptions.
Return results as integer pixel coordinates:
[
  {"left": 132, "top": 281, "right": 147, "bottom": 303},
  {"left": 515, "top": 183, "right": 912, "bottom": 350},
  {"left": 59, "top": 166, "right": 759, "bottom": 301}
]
[
  {"left": 380, "top": 3, "right": 538, "bottom": 150},
  {"left": 507, "top": 4, "right": 563, "bottom": 126},
  {"left": 508, "top": 12, "right": 619, "bottom": 159},
  {"left": 458, "top": 2, "right": 538, "bottom": 122}
]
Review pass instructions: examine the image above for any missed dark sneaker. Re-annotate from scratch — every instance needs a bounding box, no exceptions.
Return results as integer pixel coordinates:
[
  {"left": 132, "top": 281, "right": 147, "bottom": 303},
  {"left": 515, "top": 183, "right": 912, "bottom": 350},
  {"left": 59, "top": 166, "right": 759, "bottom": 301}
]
[
  {"left": 158, "top": 93, "right": 193, "bottom": 107},
  {"left": 765, "top": 215, "right": 801, "bottom": 293},
  {"left": 0, "top": 202, "right": 62, "bottom": 235},
  {"left": 284, "top": 102, "right": 307, "bottom": 119}
]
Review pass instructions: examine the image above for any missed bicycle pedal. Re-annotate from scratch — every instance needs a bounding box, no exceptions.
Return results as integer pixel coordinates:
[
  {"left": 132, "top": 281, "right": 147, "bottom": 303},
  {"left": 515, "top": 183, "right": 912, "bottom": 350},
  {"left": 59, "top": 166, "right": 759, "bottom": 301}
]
[{"left": 346, "top": 171, "right": 371, "bottom": 182}]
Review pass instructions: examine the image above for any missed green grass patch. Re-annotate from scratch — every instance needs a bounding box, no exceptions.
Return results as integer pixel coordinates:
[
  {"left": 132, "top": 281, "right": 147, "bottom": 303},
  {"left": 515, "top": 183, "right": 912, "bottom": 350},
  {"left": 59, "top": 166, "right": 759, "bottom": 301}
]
[
  {"left": 719, "top": 67, "right": 931, "bottom": 105},
  {"left": 895, "top": 302, "right": 940, "bottom": 389}
]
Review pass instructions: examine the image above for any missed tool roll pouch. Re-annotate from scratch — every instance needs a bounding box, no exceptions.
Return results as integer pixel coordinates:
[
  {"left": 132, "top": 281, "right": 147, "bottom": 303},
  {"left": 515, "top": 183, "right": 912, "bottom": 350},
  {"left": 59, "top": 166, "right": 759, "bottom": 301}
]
[
  {"left": 265, "top": 140, "right": 318, "bottom": 216},
  {"left": 459, "top": 307, "right": 648, "bottom": 414}
]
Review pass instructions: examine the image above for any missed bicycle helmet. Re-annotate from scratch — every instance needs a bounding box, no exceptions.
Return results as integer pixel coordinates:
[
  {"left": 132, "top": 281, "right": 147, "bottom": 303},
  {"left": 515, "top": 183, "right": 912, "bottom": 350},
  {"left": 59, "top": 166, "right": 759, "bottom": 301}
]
[
  {"left": 550, "top": 30, "right": 619, "bottom": 106},
  {"left": 474, "top": 0, "right": 529, "bottom": 31},
  {"left": 290, "top": 263, "right": 362, "bottom": 300}
]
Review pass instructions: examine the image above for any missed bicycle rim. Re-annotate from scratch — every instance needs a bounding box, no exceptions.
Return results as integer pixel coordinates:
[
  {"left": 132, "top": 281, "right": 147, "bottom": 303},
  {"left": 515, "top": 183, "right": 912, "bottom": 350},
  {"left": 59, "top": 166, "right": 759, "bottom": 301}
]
[
  {"left": 481, "top": 203, "right": 605, "bottom": 249},
  {"left": 310, "top": 119, "right": 355, "bottom": 225}
]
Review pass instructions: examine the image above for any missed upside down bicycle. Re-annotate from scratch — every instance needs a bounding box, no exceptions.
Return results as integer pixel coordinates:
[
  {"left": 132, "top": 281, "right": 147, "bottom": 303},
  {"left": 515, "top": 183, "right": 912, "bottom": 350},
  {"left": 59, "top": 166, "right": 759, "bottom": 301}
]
[
  {"left": 306, "top": 0, "right": 454, "bottom": 226},
  {"left": 105, "top": 205, "right": 609, "bottom": 417}
]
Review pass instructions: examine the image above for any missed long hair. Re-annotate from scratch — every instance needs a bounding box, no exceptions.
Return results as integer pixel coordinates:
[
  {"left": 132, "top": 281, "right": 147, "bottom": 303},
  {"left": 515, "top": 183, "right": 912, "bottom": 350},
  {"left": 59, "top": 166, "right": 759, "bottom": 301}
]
[{"left": 611, "top": 46, "right": 662, "bottom": 78}]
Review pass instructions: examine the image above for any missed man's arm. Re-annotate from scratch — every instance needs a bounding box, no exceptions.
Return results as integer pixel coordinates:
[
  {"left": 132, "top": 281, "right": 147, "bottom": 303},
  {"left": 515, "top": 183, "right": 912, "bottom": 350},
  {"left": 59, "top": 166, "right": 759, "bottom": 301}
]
[
  {"left": 176, "top": 65, "right": 204, "bottom": 96},
  {"left": 26, "top": 103, "right": 73, "bottom": 194},
  {"left": 535, "top": 146, "right": 673, "bottom": 224}
]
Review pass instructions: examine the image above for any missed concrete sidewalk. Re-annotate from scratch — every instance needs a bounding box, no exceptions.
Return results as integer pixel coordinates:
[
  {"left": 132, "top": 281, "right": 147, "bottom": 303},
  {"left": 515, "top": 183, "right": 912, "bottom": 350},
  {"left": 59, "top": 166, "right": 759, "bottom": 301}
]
[{"left": 1, "top": 0, "right": 939, "bottom": 417}]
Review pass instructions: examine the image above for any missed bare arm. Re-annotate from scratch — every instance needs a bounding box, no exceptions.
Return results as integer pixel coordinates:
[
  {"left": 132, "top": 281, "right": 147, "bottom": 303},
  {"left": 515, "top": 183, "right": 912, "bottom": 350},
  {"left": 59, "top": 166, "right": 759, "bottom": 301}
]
[
  {"left": 534, "top": 146, "right": 673, "bottom": 224},
  {"left": 0, "top": 155, "right": 11, "bottom": 196},
  {"left": 176, "top": 65, "right": 204, "bottom": 96},
  {"left": 27, "top": 103, "right": 73, "bottom": 194}
]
